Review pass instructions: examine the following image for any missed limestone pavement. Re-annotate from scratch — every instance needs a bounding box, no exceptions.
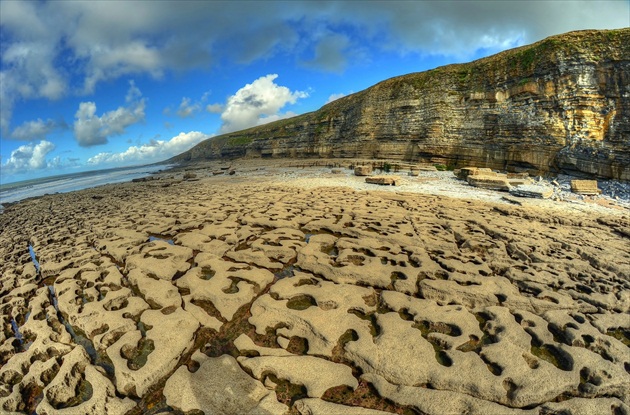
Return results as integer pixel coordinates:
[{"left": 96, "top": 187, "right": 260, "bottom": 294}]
[{"left": 0, "top": 162, "right": 628, "bottom": 415}]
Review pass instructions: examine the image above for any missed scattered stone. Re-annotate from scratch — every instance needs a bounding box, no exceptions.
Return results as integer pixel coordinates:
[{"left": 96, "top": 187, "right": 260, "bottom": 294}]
[
  {"left": 183, "top": 172, "right": 197, "bottom": 180},
  {"left": 354, "top": 165, "right": 373, "bottom": 176},
  {"left": 571, "top": 180, "right": 601, "bottom": 195},
  {"left": 509, "top": 184, "right": 554, "bottom": 199},
  {"left": 366, "top": 176, "right": 401, "bottom": 186},
  {"left": 408, "top": 170, "right": 420, "bottom": 177},
  {"left": 331, "top": 168, "right": 343, "bottom": 174}
]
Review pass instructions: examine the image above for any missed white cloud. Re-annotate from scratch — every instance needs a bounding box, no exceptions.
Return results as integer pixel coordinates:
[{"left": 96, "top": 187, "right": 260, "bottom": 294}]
[
  {"left": 10, "top": 118, "right": 62, "bottom": 141},
  {"left": 87, "top": 131, "right": 209, "bottom": 166},
  {"left": 219, "top": 74, "right": 308, "bottom": 133},
  {"left": 73, "top": 82, "right": 145, "bottom": 147},
  {"left": 326, "top": 92, "right": 348, "bottom": 104},
  {"left": 0, "top": 0, "right": 628, "bottom": 130},
  {"left": 176, "top": 97, "right": 201, "bottom": 118},
  {"left": 2, "top": 140, "right": 56, "bottom": 174}
]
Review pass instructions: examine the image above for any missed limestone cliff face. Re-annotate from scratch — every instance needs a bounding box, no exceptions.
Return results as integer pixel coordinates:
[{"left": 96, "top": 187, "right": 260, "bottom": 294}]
[{"left": 171, "top": 29, "right": 630, "bottom": 180}]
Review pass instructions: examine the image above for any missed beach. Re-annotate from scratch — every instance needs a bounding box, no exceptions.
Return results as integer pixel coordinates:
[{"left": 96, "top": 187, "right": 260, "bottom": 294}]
[{"left": 0, "top": 160, "right": 628, "bottom": 414}]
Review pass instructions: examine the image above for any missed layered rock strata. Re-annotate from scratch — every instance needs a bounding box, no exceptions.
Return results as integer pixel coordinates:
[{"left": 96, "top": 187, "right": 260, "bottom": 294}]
[{"left": 170, "top": 29, "right": 630, "bottom": 180}]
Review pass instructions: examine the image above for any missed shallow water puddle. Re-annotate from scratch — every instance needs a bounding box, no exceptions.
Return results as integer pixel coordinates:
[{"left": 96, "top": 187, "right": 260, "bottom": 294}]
[
  {"left": 28, "top": 244, "right": 40, "bottom": 274},
  {"left": 10, "top": 318, "right": 30, "bottom": 351},
  {"left": 148, "top": 235, "right": 174, "bottom": 245},
  {"left": 274, "top": 264, "right": 296, "bottom": 279}
]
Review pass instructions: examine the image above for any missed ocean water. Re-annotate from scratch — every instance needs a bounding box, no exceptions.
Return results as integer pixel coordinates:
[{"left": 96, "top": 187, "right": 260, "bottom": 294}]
[{"left": 0, "top": 164, "right": 171, "bottom": 209}]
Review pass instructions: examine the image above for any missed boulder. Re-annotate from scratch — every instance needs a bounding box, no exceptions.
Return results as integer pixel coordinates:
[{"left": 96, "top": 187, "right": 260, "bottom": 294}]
[
  {"left": 366, "top": 176, "right": 401, "bottom": 186},
  {"left": 467, "top": 175, "right": 511, "bottom": 191},
  {"left": 354, "top": 165, "right": 373, "bottom": 176},
  {"left": 457, "top": 167, "right": 494, "bottom": 180},
  {"left": 570, "top": 180, "right": 601, "bottom": 195}
]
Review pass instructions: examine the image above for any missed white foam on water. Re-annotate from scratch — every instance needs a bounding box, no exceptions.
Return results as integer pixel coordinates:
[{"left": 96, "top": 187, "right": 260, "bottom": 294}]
[{"left": 0, "top": 164, "right": 172, "bottom": 206}]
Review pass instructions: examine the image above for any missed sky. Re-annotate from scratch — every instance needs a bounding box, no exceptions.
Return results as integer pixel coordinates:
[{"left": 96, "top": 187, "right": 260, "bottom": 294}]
[{"left": 1, "top": 1, "right": 628, "bottom": 184}]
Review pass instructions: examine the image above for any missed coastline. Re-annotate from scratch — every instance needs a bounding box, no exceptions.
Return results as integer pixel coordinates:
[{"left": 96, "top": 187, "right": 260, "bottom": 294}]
[
  {"left": 0, "top": 159, "right": 628, "bottom": 414},
  {"left": 0, "top": 164, "right": 171, "bottom": 209}
]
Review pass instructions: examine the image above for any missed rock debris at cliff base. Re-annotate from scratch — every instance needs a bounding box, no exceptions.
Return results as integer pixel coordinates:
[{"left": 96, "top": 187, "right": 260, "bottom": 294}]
[{"left": 0, "top": 162, "right": 629, "bottom": 415}]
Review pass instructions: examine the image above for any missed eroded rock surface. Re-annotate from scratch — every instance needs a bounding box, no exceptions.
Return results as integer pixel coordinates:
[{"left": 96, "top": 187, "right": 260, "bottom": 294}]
[{"left": 0, "top": 173, "right": 628, "bottom": 414}]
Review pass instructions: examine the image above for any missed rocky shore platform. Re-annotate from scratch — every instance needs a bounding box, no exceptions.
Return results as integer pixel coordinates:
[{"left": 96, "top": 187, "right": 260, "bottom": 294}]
[{"left": 1, "top": 159, "right": 628, "bottom": 415}]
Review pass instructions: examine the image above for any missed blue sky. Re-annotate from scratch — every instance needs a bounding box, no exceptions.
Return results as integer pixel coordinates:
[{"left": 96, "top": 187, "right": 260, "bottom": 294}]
[{"left": 1, "top": 1, "right": 628, "bottom": 183}]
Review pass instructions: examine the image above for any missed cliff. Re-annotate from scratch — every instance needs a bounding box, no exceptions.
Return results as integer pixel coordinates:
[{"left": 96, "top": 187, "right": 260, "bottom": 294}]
[{"left": 169, "top": 29, "right": 630, "bottom": 180}]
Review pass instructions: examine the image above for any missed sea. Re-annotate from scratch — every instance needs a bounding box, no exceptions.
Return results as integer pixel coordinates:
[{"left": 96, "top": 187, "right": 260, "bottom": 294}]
[{"left": 0, "top": 164, "right": 172, "bottom": 211}]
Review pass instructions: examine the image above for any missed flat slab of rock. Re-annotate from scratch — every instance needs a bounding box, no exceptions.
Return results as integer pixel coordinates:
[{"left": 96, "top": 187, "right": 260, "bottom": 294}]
[
  {"left": 164, "top": 352, "right": 287, "bottom": 414},
  {"left": 509, "top": 184, "right": 553, "bottom": 199},
  {"left": 354, "top": 165, "right": 373, "bottom": 176},
  {"left": 238, "top": 354, "right": 358, "bottom": 398},
  {"left": 571, "top": 180, "right": 601, "bottom": 195},
  {"left": 467, "top": 175, "right": 511, "bottom": 191},
  {"left": 366, "top": 176, "right": 401, "bottom": 186},
  {"left": 457, "top": 167, "right": 494, "bottom": 180}
]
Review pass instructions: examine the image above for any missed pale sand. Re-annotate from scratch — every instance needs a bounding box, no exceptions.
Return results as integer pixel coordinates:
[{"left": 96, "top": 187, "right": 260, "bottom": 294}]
[{"left": 0, "top": 160, "right": 628, "bottom": 414}]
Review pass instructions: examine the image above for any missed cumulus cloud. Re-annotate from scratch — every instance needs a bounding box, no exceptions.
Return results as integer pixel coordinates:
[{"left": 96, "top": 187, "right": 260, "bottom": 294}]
[
  {"left": 73, "top": 81, "right": 145, "bottom": 147},
  {"left": 219, "top": 74, "right": 308, "bottom": 133},
  {"left": 2, "top": 140, "right": 56, "bottom": 174},
  {"left": 10, "top": 118, "right": 64, "bottom": 141},
  {"left": 87, "top": 131, "right": 208, "bottom": 166}
]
